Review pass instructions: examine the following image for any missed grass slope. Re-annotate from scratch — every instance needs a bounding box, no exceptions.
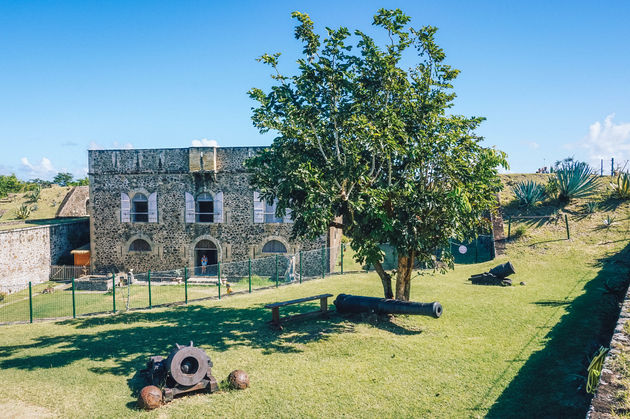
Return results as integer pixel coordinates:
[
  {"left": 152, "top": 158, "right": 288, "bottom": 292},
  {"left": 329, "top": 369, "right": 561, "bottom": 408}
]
[{"left": 0, "top": 185, "right": 72, "bottom": 229}]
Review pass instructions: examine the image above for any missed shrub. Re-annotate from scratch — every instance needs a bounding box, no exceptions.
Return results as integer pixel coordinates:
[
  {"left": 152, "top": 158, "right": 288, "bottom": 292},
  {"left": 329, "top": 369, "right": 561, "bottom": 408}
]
[
  {"left": 611, "top": 172, "right": 630, "bottom": 199},
  {"left": 512, "top": 180, "right": 545, "bottom": 207},
  {"left": 584, "top": 201, "right": 599, "bottom": 214},
  {"left": 603, "top": 215, "right": 616, "bottom": 229},
  {"left": 545, "top": 177, "right": 559, "bottom": 199},
  {"left": 15, "top": 204, "right": 31, "bottom": 220},
  {"left": 0, "top": 292, "right": 6, "bottom": 303},
  {"left": 26, "top": 186, "right": 41, "bottom": 203},
  {"left": 510, "top": 225, "right": 527, "bottom": 240},
  {"left": 555, "top": 161, "right": 598, "bottom": 201}
]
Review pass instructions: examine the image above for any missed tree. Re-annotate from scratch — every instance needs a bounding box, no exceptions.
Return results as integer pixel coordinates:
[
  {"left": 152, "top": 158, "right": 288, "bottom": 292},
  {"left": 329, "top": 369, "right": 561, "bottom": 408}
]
[
  {"left": 53, "top": 172, "right": 73, "bottom": 186},
  {"left": 70, "top": 177, "right": 89, "bottom": 186},
  {"left": 246, "top": 9, "right": 507, "bottom": 300},
  {"left": 0, "top": 174, "right": 24, "bottom": 198}
]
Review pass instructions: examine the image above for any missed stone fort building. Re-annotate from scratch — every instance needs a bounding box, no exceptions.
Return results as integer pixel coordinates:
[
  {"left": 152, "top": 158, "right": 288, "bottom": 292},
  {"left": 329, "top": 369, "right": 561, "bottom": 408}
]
[{"left": 88, "top": 146, "right": 341, "bottom": 274}]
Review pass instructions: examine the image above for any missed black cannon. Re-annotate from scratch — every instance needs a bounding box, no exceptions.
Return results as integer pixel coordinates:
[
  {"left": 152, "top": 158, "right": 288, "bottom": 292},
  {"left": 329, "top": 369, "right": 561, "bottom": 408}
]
[
  {"left": 139, "top": 342, "right": 218, "bottom": 409},
  {"left": 334, "top": 294, "right": 442, "bottom": 318},
  {"left": 469, "top": 262, "right": 515, "bottom": 286}
]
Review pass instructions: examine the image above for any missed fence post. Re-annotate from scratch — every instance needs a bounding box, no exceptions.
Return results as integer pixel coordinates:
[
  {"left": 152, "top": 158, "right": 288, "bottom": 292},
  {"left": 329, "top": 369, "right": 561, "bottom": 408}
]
[
  {"left": 248, "top": 258, "right": 252, "bottom": 293},
  {"left": 217, "top": 262, "right": 221, "bottom": 299},
  {"left": 341, "top": 244, "right": 344, "bottom": 275},
  {"left": 275, "top": 255, "right": 279, "bottom": 288},
  {"left": 321, "top": 247, "right": 325, "bottom": 278},
  {"left": 148, "top": 270, "right": 152, "bottom": 309},
  {"left": 565, "top": 214, "right": 570, "bottom": 240},
  {"left": 299, "top": 251, "right": 303, "bottom": 284},
  {"left": 507, "top": 217, "right": 512, "bottom": 240},
  {"left": 72, "top": 277, "right": 76, "bottom": 318},
  {"left": 612, "top": 158, "right": 615, "bottom": 176},
  {"left": 28, "top": 281, "right": 33, "bottom": 323},
  {"left": 184, "top": 267, "right": 188, "bottom": 304},
  {"left": 474, "top": 240, "right": 479, "bottom": 264},
  {"left": 112, "top": 272, "right": 116, "bottom": 313}
]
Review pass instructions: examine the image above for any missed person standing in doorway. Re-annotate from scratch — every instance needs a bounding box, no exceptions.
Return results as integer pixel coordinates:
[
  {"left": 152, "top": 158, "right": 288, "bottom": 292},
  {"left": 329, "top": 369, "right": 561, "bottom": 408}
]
[{"left": 201, "top": 254, "right": 208, "bottom": 275}]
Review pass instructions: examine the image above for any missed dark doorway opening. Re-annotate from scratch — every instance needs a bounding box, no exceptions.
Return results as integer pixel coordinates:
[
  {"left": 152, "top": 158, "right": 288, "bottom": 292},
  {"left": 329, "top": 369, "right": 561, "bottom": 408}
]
[{"left": 195, "top": 239, "right": 218, "bottom": 276}]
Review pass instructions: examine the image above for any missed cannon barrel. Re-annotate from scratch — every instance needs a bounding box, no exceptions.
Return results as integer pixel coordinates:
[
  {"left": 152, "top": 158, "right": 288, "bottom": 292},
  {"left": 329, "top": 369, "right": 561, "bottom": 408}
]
[
  {"left": 488, "top": 262, "right": 515, "bottom": 279},
  {"left": 334, "top": 294, "right": 442, "bottom": 318}
]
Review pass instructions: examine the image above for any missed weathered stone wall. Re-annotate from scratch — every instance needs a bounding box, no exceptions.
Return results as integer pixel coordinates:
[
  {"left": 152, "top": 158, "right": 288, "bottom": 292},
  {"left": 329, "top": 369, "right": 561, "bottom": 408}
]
[
  {"left": 0, "top": 219, "right": 90, "bottom": 293},
  {"left": 56, "top": 186, "right": 89, "bottom": 217},
  {"left": 89, "top": 147, "right": 328, "bottom": 273}
]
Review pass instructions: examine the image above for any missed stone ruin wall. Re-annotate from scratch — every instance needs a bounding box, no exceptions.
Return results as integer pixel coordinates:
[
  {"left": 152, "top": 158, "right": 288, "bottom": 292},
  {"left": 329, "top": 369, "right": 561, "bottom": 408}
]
[{"left": 89, "top": 147, "right": 331, "bottom": 275}]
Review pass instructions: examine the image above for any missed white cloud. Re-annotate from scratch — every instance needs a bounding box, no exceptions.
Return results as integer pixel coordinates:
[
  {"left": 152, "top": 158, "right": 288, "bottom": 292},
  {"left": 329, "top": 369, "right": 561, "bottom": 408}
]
[
  {"left": 525, "top": 141, "right": 540, "bottom": 150},
  {"left": 113, "top": 141, "right": 134, "bottom": 150},
  {"left": 20, "top": 157, "right": 57, "bottom": 180},
  {"left": 191, "top": 138, "right": 218, "bottom": 147},
  {"left": 577, "top": 114, "right": 630, "bottom": 167},
  {"left": 88, "top": 141, "right": 103, "bottom": 150}
]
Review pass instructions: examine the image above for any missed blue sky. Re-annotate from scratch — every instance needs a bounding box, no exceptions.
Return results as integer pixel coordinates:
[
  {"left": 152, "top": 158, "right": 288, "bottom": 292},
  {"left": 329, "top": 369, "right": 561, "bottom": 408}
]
[{"left": 1, "top": 0, "right": 629, "bottom": 180}]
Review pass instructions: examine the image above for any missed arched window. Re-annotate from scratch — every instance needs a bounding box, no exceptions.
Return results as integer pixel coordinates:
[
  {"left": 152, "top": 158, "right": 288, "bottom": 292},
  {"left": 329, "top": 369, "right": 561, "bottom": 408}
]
[
  {"left": 131, "top": 193, "right": 148, "bottom": 222},
  {"left": 129, "top": 239, "right": 151, "bottom": 252},
  {"left": 196, "top": 193, "right": 214, "bottom": 222},
  {"left": 262, "top": 240, "right": 287, "bottom": 253}
]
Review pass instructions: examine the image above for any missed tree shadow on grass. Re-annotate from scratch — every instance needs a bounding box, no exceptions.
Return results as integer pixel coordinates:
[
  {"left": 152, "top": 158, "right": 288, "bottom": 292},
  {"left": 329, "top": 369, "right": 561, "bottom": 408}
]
[
  {"left": 0, "top": 298, "right": 420, "bottom": 406},
  {"left": 480, "top": 242, "right": 630, "bottom": 418}
]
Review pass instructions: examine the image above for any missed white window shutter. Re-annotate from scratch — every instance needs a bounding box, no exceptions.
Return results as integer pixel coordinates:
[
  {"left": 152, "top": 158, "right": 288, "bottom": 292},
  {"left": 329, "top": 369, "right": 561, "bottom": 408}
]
[
  {"left": 283, "top": 208, "right": 293, "bottom": 223},
  {"left": 214, "top": 191, "right": 224, "bottom": 223},
  {"left": 120, "top": 192, "right": 130, "bottom": 222},
  {"left": 253, "top": 191, "right": 264, "bottom": 223},
  {"left": 185, "top": 192, "right": 195, "bottom": 223},
  {"left": 148, "top": 192, "right": 158, "bottom": 223}
]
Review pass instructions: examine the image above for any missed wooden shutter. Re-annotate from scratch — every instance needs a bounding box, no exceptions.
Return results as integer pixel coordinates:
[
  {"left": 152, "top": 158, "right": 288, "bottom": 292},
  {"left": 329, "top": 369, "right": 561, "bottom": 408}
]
[
  {"left": 120, "top": 193, "right": 130, "bottom": 222},
  {"left": 185, "top": 192, "right": 195, "bottom": 223},
  {"left": 253, "top": 191, "right": 264, "bottom": 223},
  {"left": 214, "top": 191, "right": 224, "bottom": 223},
  {"left": 148, "top": 192, "right": 158, "bottom": 223},
  {"left": 283, "top": 208, "right": 293, "bottom": 223}
]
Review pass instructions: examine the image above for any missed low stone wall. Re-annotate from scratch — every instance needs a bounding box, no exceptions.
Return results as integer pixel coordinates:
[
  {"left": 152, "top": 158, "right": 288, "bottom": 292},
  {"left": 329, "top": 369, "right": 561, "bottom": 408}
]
[
  {"left": 587, "top": 282, "right": 630, "bottom": 417},
  {"left": 0, "top": 219, "right": 89, "bottom": 294}
]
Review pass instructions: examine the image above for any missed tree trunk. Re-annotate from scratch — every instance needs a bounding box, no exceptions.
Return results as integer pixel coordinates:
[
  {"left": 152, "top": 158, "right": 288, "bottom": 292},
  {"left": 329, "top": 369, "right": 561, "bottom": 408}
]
[
  {"left": 395, "top": 251, "right": 415, "bottom": 301},
  {"left": 373, "top": 260, "right": 394, "bottom": 299}
]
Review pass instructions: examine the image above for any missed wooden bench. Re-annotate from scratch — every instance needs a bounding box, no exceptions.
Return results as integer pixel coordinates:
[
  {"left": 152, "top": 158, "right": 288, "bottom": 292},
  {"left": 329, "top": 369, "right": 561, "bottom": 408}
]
[{"left": 264, "top": 293, "right": 333, "bottom": 329}]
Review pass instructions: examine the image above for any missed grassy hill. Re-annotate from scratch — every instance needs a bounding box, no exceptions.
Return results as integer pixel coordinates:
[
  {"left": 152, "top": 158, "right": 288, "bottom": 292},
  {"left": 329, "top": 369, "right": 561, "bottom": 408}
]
[{"left": 0, "top": 185, "right": 74, "bottom": 230}]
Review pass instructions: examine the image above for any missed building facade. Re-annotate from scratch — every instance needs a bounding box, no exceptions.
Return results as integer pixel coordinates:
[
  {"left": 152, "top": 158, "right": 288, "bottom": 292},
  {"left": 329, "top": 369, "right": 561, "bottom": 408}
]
[{"left": 88, "top": 146, "right": 339, "bottom": 274}]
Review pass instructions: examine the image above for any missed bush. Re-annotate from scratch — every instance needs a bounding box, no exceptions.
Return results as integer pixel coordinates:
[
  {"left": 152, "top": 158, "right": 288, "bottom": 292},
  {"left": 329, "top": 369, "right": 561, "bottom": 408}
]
[
  {"left": 513, "top": 180, "right": 545, "bottom": 207},
  {"left": 15, "top": 204, "right": 31, "bottom": 220},
  {"left": 545, "top": 177, "right": 560, "bottom": 199},
  {"left": 611, "top": 172, "right": 630, "bottom": 199},
  {"left": 0, "top": 292, "right": 6, "bottom": 303},
  {"left": 555, "top": 161, "right": 598, "bottom": 201},
  {"left": 26, "top": 186, "right": 41, "bottom": 203},
  {"left": 584, "top": 201, "right": 599, "bottom": 214},
  {"left": 510, "top": 224, "right": 527, "bottom": 240}
]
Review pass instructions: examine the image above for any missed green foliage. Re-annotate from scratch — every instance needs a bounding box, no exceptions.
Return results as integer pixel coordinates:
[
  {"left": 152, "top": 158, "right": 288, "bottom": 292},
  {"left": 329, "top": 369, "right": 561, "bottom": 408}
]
[
  {"left": 584, "top": 201, "right": 599, "bottom": 214},
  {"left": 0, "top": 174, "right": 24, "bottom": 198},
  {"left": 53, "top": 172, "right": 73, "bottom": 186},
  {"left": 246, "top": 9, "right": 507, "bottom": 300},
  {"left": 555, "top": 160, "right": 598, "bottom": 201},
  {"left": 0, "top": 291, "right": 5, "bottom": 303},
  {"left": 512, "top": 180, "right": 545, "bottom": 207},
  {"left": 15, "top": 203, "right": 31, "bottom": 219},
  {"left": 610, "top": 172, "right": 630, "bottom": 199},
  {"left": 511, "top": 224, "right": 527, "bottom": 240},
  {"left": 69, "top": 177, "right": 89, "bottom": 186},
  {"left": 26, "top": 186, "right": 41, "bottom": 203},
  {"left": 545, "top": 176, "right": 560, "bottom": 199},
  {"left": 603, "top": 214, "right": 616, "bottom": 228}
]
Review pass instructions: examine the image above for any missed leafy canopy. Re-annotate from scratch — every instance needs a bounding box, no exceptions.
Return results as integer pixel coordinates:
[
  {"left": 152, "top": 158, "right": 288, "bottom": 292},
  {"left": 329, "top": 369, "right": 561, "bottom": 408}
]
[{"left": 246, "top": 9, "right": 507, "bottom": 298}]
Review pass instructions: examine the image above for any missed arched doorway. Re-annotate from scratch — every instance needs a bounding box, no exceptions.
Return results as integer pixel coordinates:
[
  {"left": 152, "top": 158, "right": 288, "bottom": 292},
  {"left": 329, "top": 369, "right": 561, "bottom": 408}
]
[{"left": 195, "top": 239, "right": 218, "bottom": 276}]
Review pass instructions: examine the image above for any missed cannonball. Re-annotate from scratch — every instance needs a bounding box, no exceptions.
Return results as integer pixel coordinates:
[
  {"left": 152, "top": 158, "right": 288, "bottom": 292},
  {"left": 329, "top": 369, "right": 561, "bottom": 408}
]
[
  {"left": 138, "top": 385, "right": 163, "bottom": 410},
  {"left": 227, "top": 369, "right": 250, "bottom": 390}
]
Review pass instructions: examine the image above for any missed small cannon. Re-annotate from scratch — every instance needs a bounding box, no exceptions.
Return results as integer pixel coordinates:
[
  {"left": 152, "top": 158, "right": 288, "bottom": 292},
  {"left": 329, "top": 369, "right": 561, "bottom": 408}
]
[
  {"left": 334, "top": 294, "right": 442, "bottom": 318},
  {"left": 139, "top": 342, "right": 218, "bottom": 409},
  {"left": 469, "top": 261, "right": 515, "bottom": 286}
]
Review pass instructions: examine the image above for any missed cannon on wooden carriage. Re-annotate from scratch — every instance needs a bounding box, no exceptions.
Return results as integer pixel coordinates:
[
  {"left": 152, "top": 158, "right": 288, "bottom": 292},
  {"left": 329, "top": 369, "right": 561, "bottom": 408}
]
[
  {"left": 468, "top": 262, "right": 515, "bottom": 286},
  {"left": 334, "top": 294, "right": 443, "bottom": 318},
  {"left": 138, "top": 342, "right": 219, "bottom": 409}
]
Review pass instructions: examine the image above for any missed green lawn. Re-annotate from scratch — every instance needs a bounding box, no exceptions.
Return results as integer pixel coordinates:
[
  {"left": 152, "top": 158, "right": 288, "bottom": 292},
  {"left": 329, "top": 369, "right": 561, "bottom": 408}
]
[{"left": 1, "top": 191, "right": 630, "bottom": 417}]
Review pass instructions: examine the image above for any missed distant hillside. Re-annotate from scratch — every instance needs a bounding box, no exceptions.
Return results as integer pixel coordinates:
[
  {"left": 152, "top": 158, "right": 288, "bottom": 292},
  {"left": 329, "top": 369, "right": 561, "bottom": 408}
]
[{"left": 0, "top": 185, "right": 74, "bottom": 230}]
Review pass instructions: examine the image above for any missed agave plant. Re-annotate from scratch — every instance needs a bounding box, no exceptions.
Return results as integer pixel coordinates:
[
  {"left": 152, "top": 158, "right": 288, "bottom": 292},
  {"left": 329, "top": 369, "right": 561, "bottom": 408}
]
[
  {"left": 611, "top": 172, "right": 630, "bottom": 199},
  {"left": 27, "top": 186, "right": 41, "bottom": 203},
  {"left": 584, "top": 200, "right": 599, "bottom": 214},
  {"left": 512, "top": 180, "right": 545, "bottom": 207},
  {"left": 15, "top": 203, "right": 31, "bottom": 219},
  {"left": 555, "top": 161, "right": 598, "bottom": 201}
]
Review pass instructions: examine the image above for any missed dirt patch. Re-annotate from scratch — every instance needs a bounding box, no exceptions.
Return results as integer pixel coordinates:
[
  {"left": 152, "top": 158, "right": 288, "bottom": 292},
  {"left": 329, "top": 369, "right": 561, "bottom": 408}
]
[{"left": 0, "top": 400, "right": 57, "bottom": 418}]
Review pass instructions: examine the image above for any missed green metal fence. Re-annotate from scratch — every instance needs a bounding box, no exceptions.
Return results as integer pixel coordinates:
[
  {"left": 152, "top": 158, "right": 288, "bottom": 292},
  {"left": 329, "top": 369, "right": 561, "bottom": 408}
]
[{"left": 0, "top": 237, "right": 495, "bottom": 324}]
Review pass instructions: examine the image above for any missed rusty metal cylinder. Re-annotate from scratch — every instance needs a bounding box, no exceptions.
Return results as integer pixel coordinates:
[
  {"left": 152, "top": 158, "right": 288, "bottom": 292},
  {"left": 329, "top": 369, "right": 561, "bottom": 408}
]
[{"left": 334, "top": 294, "right": 442, "bottom": 318}]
